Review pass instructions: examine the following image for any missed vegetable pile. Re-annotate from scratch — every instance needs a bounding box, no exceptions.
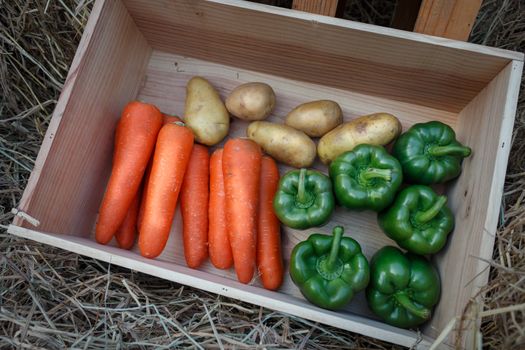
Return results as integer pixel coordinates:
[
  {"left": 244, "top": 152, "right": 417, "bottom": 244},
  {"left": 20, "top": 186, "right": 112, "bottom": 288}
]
[
  {"left": 94, "top": 76, "right": 472, "bottom": 330},
  {"left": 95, "top": 77, "right": 285, "bottom": 291}
]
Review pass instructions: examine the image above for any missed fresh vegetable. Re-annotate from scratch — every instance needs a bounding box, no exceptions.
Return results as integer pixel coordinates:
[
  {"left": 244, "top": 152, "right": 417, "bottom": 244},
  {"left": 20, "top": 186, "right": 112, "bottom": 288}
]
[
  {"left": 290, "top": 226, "right": 370, "bottom": 310},
  {"left": 223, "top": 138, "right": 262, "bottom": 284},
  {"left": 273, "top": 168, "right": 334, "bottom": 229},
  {"left": 392, "top": 121, "right": 472, "bottom": 184},
  {"left": 138, "top": 122, "right": 194, "bottom": 258},
  {"left": 318, "top": 113, "right": 402, "bottom": 164},
  {"left": 225, "top": 82, "right": 275, "bottom": 121},
  {"left": 184, "top": 76, "right": 229, "bottom": 146},
  {"left": 181, "top": 144, "right": 210, "bottom": 268},
  {"left": 378, "top": 185, "right": 454, "bottom": 255},
  {"left": 96, "top": 101, "right": 163, "bottom": 245},
  {"left": 162, "top": 114, "right": 181, "bottom": 125},
  {"left": 257, "top": 156, "right": 283, "bottom": 290},
  {"left": 115, "top": 189, "right": 140, "bottom": 250},
  {"left": 366, "top": 246, "right": 441, "bottom": 328},
  {"left": 329, "top": 144, "right": 403, "bottom": 212},
  {"left": 138, "top": 114, "right": 181, "bottom": 230},
  {"left": 247, "top": 121, "right": 316, "bottom": 168},
  {"left": 208, "top": 149, "right": 233, "bottom": 269},
  {"left": 285, "top": 100, "right": 343, "bottom": 137}
]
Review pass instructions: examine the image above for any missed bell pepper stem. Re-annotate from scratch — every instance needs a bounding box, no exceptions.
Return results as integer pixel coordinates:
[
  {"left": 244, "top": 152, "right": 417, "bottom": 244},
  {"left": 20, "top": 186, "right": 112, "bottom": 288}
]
[
  {"left": 414, "top": 196, "right": 447, "bottom": 224},
  {"left": 327, "top": 226, "right": 344, "bottom": 270},
  {"left": 427, "top": 145, "right": 472, "bottom": 157},
  {"left": 360, "top": 168, "right": 392, "bottom": 182},
  {"left": 394, "top": 292, "right": 430, "bottom": 319},
  {"left": 297, "top": 168, "right": 307, "bottom": 204}
]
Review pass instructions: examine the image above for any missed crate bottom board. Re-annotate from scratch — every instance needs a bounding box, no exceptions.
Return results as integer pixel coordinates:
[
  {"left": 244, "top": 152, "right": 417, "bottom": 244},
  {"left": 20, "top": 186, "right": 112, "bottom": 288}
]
[{"left": 138, "top": 49, "right": 459, "bottom": 318}]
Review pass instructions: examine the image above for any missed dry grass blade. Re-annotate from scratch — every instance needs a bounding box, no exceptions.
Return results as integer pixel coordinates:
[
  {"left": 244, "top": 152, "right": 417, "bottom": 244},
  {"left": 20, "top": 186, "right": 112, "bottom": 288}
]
[{"left": 1, "top": 0, "right": 524, "bottom": 349}]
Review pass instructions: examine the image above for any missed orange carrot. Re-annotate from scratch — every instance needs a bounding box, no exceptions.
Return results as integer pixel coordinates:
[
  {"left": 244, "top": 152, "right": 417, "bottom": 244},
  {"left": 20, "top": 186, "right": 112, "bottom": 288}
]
[
  {"left": 136, "top": 161, "right": 151, "bottom": 232},
  {"left": 137, "top": 114, "right": 181, "bottom": 230},
  {"left": 162, "top": 114, "right": 181, "bottom": 125},
  {"left": 208, "top": 149, "right": 233, "bottom": 269},
  {"left": 96, "top": 101, "right": 162, "bottom": 244},
  {"left": 115, "top": 188, "right": 141, "bottom": 249},
  {"left": 180, "top": 144, "right": 210, "bottom": 268},
  {"left": 223, "top": 138, "right": 262, "bottom": 283},
  {"left": 138, "top": 122, "right": 194, "bottom": 258},
  {"left": 257, "top": 156, "right": 283, "bottom": 290}
]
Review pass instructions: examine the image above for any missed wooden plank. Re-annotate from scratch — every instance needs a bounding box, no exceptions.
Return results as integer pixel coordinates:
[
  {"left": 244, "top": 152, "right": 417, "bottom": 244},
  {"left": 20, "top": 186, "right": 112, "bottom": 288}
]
[
  {"left": 14, "top": 0, "right": 152, "bottom": 234},
  {"left": 8, "top": 224, "right": 434, "bottom": 349},
  {"left": 429, "top": 60, "right": 523, "bottom": 346},
  {"left": 391, "top": 0, "right": 422, "bottom": 31},
  {"left": 292, "top": 0, "right": 341, "bottom": 17},
  {"left": 414, "top": 0, "right": 483, "bottom": 41},
  {"left": 206, "top": 0, "right": 521, "bottom": 61},
  {"left": 122, "top": 0, "right": 522, "bottom": 113}
]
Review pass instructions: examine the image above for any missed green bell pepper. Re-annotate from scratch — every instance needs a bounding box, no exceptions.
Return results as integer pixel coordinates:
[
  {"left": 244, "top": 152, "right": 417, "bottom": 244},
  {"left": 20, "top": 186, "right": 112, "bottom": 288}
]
[
  {"left": 366, "top": 246, "right": 440, "bottom": 328},
  {"left": 392, "top": 121, "right": 472, "bottom": 184},
  {"left": 273, "top": 168, "right": 334, "bottom": 229},
  {"left": 290, "top": 226, "right": 370, "bottom": 310},
  {"left": 378, "top": 185, "right": 454, "bottom": 255},
  {"left": 329, "top": 144, "right": 403, "bottom": 212}
]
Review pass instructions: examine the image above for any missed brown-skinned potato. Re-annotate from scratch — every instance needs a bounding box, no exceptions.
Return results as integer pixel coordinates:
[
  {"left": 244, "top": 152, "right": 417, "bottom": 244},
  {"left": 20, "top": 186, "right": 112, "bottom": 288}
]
[
  {"left": 247, "top": 121, "right": 316, "bottom": 168},
  {"left": 318, "top": 113, "right": 402, "bottom": 164},
  {"left": 184, "top": 76, "right": 229, "bottom": 146},
  {"left": 225, "top": 82, "right": 275, "bottom": 121},
  {"left": 285, "top": 100, "right": 342, "bottom": 137}
]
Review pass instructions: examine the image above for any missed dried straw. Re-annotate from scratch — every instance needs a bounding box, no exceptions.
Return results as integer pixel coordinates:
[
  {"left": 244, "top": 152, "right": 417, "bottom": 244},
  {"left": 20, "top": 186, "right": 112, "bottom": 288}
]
[{"left": 1, "top": 0, "right": 524, "bottom": 349}]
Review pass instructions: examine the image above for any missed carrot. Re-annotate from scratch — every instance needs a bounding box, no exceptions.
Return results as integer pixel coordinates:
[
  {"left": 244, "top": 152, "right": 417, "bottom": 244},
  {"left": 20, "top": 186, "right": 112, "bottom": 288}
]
[
  {"left": 257, "top": 156, "right": 283, "bottom": 290},
  {"left": 180, "top": 144, "right": 210, "bottom": 268},
  {"left": 96, "top": 101, "right": 162, "bottom": 244},
  {"left": 115, "top": 188, "right": 141, "bottom": 249},
  {"left": 162, "top": 114, "right": 181, "bottom": 125},
  {"left": 136, "top": 161, "right": 151, "bottom": 232},
  {"left": 138, "top": 122, "right": 194, "bottom": 258},
  {"left": 137, "top": 114, "right": 181, "bottom": 230},
  {"left": 223, "top": 138, "right": 262, "bottom": 283},
  {"left": 208, "top": 149, "right": 233, "bottom": 269}
]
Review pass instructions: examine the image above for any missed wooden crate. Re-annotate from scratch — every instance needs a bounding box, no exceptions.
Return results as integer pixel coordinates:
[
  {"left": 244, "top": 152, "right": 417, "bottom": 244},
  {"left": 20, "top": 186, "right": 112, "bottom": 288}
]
[{"left": 7, "top": 0, "right": 523, "bottom": 348}]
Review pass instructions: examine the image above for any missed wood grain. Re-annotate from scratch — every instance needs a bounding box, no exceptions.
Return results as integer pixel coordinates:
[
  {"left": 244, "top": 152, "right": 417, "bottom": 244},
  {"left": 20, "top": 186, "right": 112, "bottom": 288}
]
[
  {"left": 122, "top": 0, "right": 522, "bottom": 112},
  {"left": 428, "top": 60, "right": 523, "bottom": 346},
  {"left": 414, "top": 0, "right": 483, "bottom": 41},
  {"left": 292, "top": 0, "right": 341, "bottom": 17},
  {"left": 14, "top": 0, "right": 152, "bottom": 235}
]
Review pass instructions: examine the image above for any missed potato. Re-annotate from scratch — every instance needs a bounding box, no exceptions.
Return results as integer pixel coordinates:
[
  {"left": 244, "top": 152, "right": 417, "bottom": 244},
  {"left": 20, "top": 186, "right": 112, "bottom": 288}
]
[
  {"left": 285, "top": 100, "right": 343, "bottom": 137},
  {"left": 184, "top": 76, "right": 229, "bottom": 146},
  {"left": 317, "top": 113, "right": 402, "bottom": 164},
  {"left": 225, "top": 82, "right": 276, "bottom": 121},
  {"left": 247, "top": 121, "right": 316, "bottom": 168}
]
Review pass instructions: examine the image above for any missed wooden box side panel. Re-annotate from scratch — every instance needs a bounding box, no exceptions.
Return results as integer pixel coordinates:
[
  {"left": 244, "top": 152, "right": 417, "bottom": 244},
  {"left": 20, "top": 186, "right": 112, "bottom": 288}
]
[
  {"left": 15, "top": 0, "right": 152, "bottom": 235},
  {"left": 429, "top": 60, "right": 523, "bottom": 343},
  {"left": 7, "top": 225, "right": 433, "bottom": 349},
  {"left": 121, "top": 0, "right": 520, "bottom": 112}
]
